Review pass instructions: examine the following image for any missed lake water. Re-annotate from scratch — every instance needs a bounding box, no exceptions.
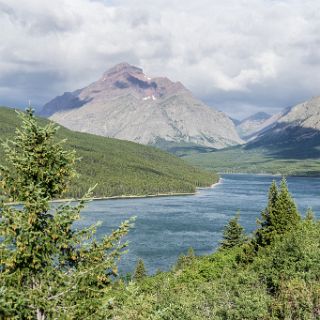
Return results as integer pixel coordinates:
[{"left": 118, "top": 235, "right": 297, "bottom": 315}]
[{"left": 76, "top": 174, "right": 320, "bottom": 275}]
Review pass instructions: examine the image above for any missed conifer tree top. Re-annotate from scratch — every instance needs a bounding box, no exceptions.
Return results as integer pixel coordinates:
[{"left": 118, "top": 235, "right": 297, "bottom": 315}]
[
  {"left": 255, "top": 178, "right": 301, "bottom": 248},
  {"left": 220, "top": 213, "right": 246, "bottom": 249}
]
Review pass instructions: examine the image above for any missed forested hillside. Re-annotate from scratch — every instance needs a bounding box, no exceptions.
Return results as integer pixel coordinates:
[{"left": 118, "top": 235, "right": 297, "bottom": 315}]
[{"left": 0, "top": 107, "right": 216, "bottom": 198}]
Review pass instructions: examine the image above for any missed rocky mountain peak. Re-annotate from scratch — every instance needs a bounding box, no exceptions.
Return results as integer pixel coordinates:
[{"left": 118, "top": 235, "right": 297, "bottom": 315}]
[
  {"left": 103, "top": 62, "right": 143, "bottom": 77},
  {"left": 92, "top": 63, "right": 189, "bottom": 100},
  {"left": 40, "top": 62, "right": 243, "bottom": 149}
]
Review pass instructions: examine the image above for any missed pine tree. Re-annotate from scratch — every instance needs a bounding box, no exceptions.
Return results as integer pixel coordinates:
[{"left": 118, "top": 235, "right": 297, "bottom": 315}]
[
  {"left": 261, "top": 180, "right": 278, "bottom": 227},
  {"left": 220, "top": 213, "right": 246, "bottom": 249},
  {"left": 133, "top": 259, "right": 147, "bottom": 281},
  {"left": 255, "top": 178, "right": 301, "bottom": 247},
  {"left": 175, "top": 247, "right": 196, "bottom": 270},
  {"left": 270, "top": 178, "right": 300, "bottom": 233},
  {"left": 255, "top": 180, "right": 279, "bottom": 246},
  {"left": 0, "top": 109, "right": 132, "bottom": 319},
  {"left": 305, "top": 208, "right": 315, "bottom": 221},
  {"left": 187, "top": 247, "right": 195, "bottom": 258}
]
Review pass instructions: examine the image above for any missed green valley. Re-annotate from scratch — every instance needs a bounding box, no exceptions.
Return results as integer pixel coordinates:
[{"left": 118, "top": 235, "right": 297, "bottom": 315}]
[{"left": 184, "top": 145, "right": 320, "bottom": 176}]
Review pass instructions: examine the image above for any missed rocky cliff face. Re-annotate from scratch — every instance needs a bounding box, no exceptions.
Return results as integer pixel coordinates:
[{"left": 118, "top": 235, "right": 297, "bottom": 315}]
[
  {"left": 41, "top": 63, "right": 243, "bottom": 149},
  {"left": 248, "top": 97, "right": 320, "bottom": 149}
]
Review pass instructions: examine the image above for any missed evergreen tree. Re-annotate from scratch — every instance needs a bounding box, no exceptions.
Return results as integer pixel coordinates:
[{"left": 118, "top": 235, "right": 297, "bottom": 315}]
[
  {"left": 305, "top": 208, "right": 315, "bottom": 221},
  {"left": 261, "top": 180, "right": 278, "bottom": 227},
  {"left": 255, "top": 180, "right": 279, "bottom": 246},
  {"left": 220, "top": 213, "right": 246, "bottom": 249},
  {"left": 133, "top": 259, "right": 147, "bottom": 281},
  {"left": 187, "top": 247, "right": 195, "bottom": 258},
  {"left": 175, "top": 247, "right": 196, "bottom": 270},
  {"left": 175, "top": 253, "right": 186, "bottom": 270},
  {"left": 0, "top": 109, "right": 132, "bottom": 319},
  {"left": 270, "top": 178, "right": 300, "bottom": 233},
  {"left": 255, "top": 178, "right": 300, "bottom": 247}
]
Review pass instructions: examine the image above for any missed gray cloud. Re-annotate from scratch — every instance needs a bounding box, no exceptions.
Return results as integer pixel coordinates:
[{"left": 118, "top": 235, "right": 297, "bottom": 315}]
[{"left": 1, "top": 0, "right": 320, "bottom": 119}]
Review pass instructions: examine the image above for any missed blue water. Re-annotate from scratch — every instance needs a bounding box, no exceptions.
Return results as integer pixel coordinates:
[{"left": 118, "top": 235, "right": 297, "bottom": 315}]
[{"left": 76, "top": 174, "right": 320, "bottom": 275}]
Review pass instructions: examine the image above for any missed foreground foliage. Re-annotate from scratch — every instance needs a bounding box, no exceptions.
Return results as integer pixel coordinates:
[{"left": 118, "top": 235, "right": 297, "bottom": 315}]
[
  {"left": 111, "top": 183, "right": 320, "bottom": 319},
  {"left": 112, "top": 223, "right": 320, "bottom": 319},
  {"left": 0, "top": 109, "right": 131, "bottom": 319},
  {"left": 0, "top": 106, "right": 216, "bottom": 199}
]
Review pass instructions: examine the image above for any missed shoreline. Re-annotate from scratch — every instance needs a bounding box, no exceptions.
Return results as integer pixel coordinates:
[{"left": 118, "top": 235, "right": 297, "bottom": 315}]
[
  {"left": 219, "top": 171, "right": 320, "bottom": 177},
  {"left": 220, "top": 172, "right": 283, "bottom": 177},
  {"left": 50, "top": 191, "right": 197, "bottom": 203},
  {"left": 4, "top": 179, "right": 221, "bottom": 206},
  {"left": 51, "top": 178, "right": 222, "bottom": 203},
  {"left": 4, "top": 192, "right": 196, "bottom": 206},
  {"left": 197, "top": 177, "right": 222, "bottom": 190},
  {"left": 210, "top": 177, "right": 222, "bottom": 188}
]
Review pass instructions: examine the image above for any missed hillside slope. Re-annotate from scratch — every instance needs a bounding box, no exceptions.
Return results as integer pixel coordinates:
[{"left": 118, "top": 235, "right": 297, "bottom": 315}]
[
  {"left": 0, "top": 107, "right": 216, "bottom": 198},
  {"left": 248, "top": 97, "right": 320, "bottom": 154},
  {"left": 41, "top": 63, "right": 242, "bottom": 149},
  {"left": 185, "top": 97, "right": 320, "bottom": 175}
]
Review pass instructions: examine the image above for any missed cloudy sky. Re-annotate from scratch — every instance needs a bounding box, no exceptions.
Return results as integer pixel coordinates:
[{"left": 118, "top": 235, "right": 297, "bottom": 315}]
[{"left": 1, "top": 0, "right": 320, "bottom": 119}]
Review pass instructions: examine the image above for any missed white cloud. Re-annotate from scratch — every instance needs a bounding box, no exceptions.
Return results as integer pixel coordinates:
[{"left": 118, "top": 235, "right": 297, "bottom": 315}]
[{"left": 1, "top": 0, "right": 320, "bottom": 118}]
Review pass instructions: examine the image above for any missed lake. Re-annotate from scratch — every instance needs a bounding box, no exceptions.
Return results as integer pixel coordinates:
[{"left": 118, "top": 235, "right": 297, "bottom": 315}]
[{"left": 76, "top": 174, "right": 320, "bottom": 275}]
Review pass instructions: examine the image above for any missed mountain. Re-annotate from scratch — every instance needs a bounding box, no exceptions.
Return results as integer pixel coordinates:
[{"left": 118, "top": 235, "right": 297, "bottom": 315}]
[
  {"left": 0, "top": 106, "right": 216, "bottom": 198},
  {"left": 40, "top": 63, "right": 242, "bottom": 149},
  {"left": 184, "top": 97, "right": 320, "bottom": 176},
  {"left": 248, "top": 97, "right": 320, "bottom": 156},
  {"left": 236, "top": 112, "right": 273, "bottom": 140}
]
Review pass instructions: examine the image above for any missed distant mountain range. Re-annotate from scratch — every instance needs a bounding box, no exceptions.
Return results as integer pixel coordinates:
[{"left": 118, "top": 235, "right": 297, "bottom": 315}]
[
  {"left": 234, "top": 98, "right": 320, "bottom": 148},
  {"left": 247, "top": 97, "right": 320, "bottom": 156},
  {"left": 39, "top": 62, "right": 320, "bottom": 167},
  {"left": 236, "top": 112, "right": 272, "bottom": 139},
  {"left": 186, "top": 96, "right": 320, "bottom": 176},
  {"left": 41, "top": 63, "right": 242, "bottom": 149}
]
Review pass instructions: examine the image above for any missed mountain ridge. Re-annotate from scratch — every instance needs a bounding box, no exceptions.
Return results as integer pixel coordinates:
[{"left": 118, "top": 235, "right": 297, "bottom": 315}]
[
  {"left": 41, "top": 63, "right": 243, "bottom": 149},
  {"left": 185, "top": 96, "right": 320, "bottom": 176},
  {"left": 248, "top": 97, "right": 320, "bottom": 149}
]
